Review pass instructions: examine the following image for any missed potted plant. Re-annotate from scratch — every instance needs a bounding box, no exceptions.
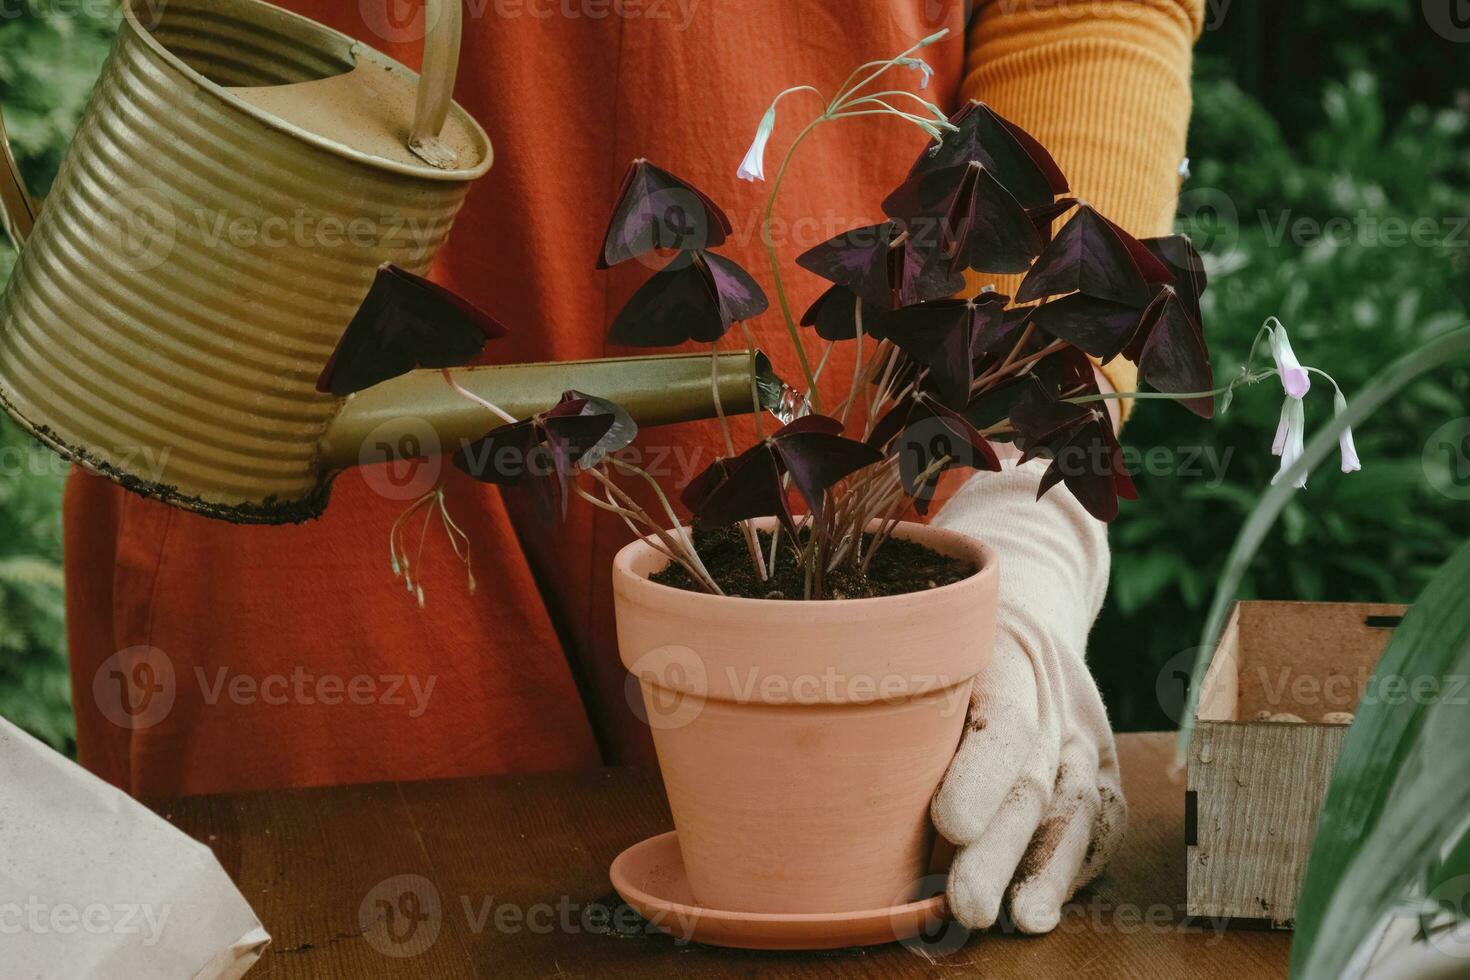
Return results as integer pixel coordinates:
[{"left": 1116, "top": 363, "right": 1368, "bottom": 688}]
[{"left": 320, "top": 29, "right": 1358, "bottom": 932}]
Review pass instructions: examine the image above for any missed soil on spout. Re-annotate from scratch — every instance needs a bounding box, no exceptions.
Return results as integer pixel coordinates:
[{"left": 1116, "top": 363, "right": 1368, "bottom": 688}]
[{"left": 649, "top": 524, "right": 977, "bottom": 600}]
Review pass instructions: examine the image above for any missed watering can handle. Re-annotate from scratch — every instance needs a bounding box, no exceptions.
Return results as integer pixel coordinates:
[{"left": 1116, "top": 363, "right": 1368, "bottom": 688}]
[
  {"left": 407, "top": 0, "right": 464, "bottom": 168},
  {"left": 0, "top": 105, "right": 38, "bottom": 246}
]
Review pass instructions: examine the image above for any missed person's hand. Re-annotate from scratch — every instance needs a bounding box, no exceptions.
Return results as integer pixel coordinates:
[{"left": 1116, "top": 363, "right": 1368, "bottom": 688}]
[{"left": 929, "top": 455, "right": 1128, "bottom": 933}]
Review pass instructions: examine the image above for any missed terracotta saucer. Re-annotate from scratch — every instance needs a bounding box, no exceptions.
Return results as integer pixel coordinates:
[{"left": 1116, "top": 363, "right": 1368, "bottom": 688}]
[{"left": 608, "top": 831, "right": 949, "bottom": 951}]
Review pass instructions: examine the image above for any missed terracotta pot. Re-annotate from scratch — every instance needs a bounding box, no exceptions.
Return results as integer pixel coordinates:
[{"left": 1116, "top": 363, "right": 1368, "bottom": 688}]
[{"left": 612, "top": 519, "right": 998, "bottom": 915}]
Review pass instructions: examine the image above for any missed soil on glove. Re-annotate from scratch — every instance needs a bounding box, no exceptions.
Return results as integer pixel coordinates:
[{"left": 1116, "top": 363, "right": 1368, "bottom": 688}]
[{"left": 649, "top": 524, "right": 977, "bottom": 600}]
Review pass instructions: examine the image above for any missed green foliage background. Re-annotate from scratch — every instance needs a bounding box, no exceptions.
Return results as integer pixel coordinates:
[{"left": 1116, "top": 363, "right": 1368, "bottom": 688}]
[
  {"left": 0, "top": 3, "right": 117, "bottom": 752},
  {"left": 0, "top": 3, "right": 1466, "bottom": 747},
  {"left": 1094, "top": 9, "right": 1470, "bottom": 729}
]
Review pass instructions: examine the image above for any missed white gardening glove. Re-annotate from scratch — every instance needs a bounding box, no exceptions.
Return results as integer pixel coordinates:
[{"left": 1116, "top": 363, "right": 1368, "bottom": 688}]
[{"left": 929, "top": 456, "right": 1128, "bottom": 933}]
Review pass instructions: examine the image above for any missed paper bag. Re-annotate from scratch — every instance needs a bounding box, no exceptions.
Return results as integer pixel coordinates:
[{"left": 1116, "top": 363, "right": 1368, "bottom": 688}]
[{"left": 0, "top": 715, "right": 270, "bottom": 979}]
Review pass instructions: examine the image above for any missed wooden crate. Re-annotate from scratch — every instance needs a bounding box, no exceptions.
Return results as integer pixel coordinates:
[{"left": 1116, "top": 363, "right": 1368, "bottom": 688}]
[{"left": 1186, "top": 600, "right": 1406, "bottom": 928}]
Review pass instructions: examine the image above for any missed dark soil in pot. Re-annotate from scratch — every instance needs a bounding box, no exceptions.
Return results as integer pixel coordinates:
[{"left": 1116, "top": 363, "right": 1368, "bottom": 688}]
[{"left": 650, "top": 524, "right": 977, "bottom": 600}]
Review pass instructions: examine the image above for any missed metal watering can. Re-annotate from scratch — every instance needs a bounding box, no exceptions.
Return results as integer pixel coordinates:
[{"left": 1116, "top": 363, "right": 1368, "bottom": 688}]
[{"left": 0, "top": 0, "right": 762, "bottom": 523}]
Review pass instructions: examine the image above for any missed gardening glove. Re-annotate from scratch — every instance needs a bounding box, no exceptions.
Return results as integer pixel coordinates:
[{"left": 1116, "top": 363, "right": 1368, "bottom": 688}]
[{"left": 929, "top": 456, "right": 1127, "bottom": 933}]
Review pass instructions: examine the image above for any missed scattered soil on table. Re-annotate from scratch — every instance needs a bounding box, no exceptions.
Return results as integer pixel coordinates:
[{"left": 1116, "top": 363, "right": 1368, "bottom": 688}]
[{"left": 649, "top": 524, "right": 976, "bottom": 600}]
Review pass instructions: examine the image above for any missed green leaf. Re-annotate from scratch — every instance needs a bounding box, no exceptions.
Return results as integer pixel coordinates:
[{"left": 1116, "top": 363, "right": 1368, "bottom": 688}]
[
  {"left": 1112, "top": 553, "right": 1180, "bottom": 615},
  {"left": 0, "top": 556, "right": 63, "bottom": 591}
]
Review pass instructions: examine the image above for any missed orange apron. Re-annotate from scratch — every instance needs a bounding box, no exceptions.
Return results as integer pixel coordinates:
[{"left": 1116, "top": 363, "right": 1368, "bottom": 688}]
[{"left": 65, "top": 0, "right": 970, "bottom": 795}]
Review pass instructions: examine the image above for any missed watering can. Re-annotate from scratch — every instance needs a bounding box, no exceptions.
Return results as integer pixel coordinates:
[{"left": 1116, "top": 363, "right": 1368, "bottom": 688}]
[{"left": 0, "top": 0, "right": 767, "bottom": 524}]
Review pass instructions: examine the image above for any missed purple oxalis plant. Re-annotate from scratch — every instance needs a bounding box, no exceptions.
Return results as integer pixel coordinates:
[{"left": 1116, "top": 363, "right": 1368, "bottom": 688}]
[{"left": 322, "top": 28, "right": 1360, "bottom": 602}]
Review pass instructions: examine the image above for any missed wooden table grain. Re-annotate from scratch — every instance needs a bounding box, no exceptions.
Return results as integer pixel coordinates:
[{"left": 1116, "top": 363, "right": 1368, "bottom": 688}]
[{"left": 153, "top": 732, "right": 1290, "bottom": 978}]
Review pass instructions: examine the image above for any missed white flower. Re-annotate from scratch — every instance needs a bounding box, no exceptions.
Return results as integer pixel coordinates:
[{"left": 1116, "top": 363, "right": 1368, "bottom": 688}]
[
  {"left": 1269, "top": 324, "right": 1311, "bottom": 399},
  {"left": 1334, "top": 387, "right": 1361, "bottom": 473},
  {"left": 1270, "top": 397, "right": 1308, "bottom": 489},
  {"left": 896, "top": 56, "right": 934, "bottom": 89},
  {"left": 737, "top": 106, "right": 777, "bottom": 182},
  {"left": 1271, "top": 397, "right": 1293, "bottom": 457}
]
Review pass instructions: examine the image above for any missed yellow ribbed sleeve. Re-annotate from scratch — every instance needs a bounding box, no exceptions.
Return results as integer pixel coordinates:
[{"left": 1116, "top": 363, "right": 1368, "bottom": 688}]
[{"left": 961, "top": 0, "right": 1204, "bottom": 413}]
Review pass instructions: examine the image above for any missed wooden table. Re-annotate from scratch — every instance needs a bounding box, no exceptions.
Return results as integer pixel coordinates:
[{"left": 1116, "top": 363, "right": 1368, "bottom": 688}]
[{"left": 154, "top": 733, "right": 1289, "bottom": 978}]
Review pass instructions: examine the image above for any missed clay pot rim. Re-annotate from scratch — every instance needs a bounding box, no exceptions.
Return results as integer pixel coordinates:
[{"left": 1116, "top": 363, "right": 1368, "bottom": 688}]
[{"left": 613, "top": 518, "right": 996, "bottom": 615}]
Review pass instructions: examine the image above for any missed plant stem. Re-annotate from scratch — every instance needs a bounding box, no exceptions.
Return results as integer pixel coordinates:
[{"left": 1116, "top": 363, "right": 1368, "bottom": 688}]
[
  {"left": 440, "top": 368, "right": 517, "bottom": 424},
  {"left": 829, "top": 30, "right": 947, "bottom": 109},
  {"left": 1063, "top": 370, "right": 1276, "bottom": 406},
  {"left": 840, "top": 300, "right": 866, "bottom": 426},
  {"left": 738, "top": 324, "right": 767, "bottom": 440},
  {"left": 710, "top": 345, "right": 769, "bottom": 581},
  {"left": 971, "top": 337, "right": 1069, "bottom": 393},
  {"left": 588, "top": 466, "right": 724, "bottom": 596},
  {"left": 576, "top": 485, "right": 715, "bottom": 591},
  {"left": 847, "top": 90, "right": 952, "bottom": 120},
  {"left": 762, "top": 114, "right": 827, "bottom": 409},
  {"left": 605, "top": 458, "right": 724, "bottom": 594}
]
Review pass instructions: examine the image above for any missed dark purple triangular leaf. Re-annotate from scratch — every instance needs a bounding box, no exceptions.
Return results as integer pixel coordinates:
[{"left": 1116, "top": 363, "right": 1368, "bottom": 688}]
[
  {"left": 1142, "top": 234, "right": 1207, "bottom": 326},
  {"left": 609, "top": 252, "right": 743, "bottom": 347},
  {"left": 1099, "top": 210, "right": 1174, "bottom": 285},
  {"left": 997, "top": 114, "right": 1069, "bottom": 198},
  {"left": 681, "top": 456, "right": 735, "bottom": 513},
  {"left": 796, "top": 222, "right": 900, "bottom": 309},
  {"left": 318, "top": 264, "right": 507, "bottom": 396},
  {"left": 702, "top": 252, "right": 769, "bottom": 323},
  {"left": 772, "top": 414, "right": 846, "bottom": 438},
  {"left": 892, "top": 394, "right": 1001, "bottom": 514},
  {"left": 772, "top": 432, "right": 883, "bottom": 517},
  {"left": 907, "top": 101, "right": 1064, "bottom": 210},
  {"left": 972, "top": 297, "right": 1027, "bottom": 358},
  {"left": 1038, "top": 420, "right": 1134, "bottom": 522},
  {"left": 881, "top": 164, "right": 968, "bottom": 246},
  {"left": 1129, "top": 286, "right": 1214, "bottom": 418},
  {"left": 946, "top": 163, "right": 1042, "bottom": 275},
  {"left": 800, "top": 286, "right": 872, "bottom": 342},
  {"left": 896, "top": 230, "right": 968, "bottom": 306},
  {"left": 562, "top": 390, "right": 638, "bottom": 468},
  {"left": 962, "top": 375, "right": 1030, "bottom": 434},
  {"left": 1028, "top": 293, "right": 1147, "bottom": 362},
  {"left": 1008, "top": 381, "right": 1133, "bottom": 522},
  {"left": 1008, "top": 380, "right": 1092, "bottom": 462},
  {"left": 597, "top": 159, "right": 731, "bottom": 269},
  {"left": 688, "top": 447, "right": 795, "bottom": 535},
  {"left": 453, "top": 420, "right": 540, "bottom": 486},
  {"left": 1014, "top": 205, "right": 1159, "bottom": 307},
  {"left": 876, "top": 298, "right": 976, "bottom": 409},
  {"left": 542, "top": 410, "right": 617, "bottom": 516},
  {"left": 1027, "top": 197, "right": 1078, "bottom": 246},
  {"left": 867, "top": 392, "right": 918, "bottom": 451}
]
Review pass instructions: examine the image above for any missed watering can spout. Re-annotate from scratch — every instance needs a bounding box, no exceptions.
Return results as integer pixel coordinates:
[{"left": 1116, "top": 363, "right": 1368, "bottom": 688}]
[{"left": 320, "top": 351, "right": 779, "bottom": 471}]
